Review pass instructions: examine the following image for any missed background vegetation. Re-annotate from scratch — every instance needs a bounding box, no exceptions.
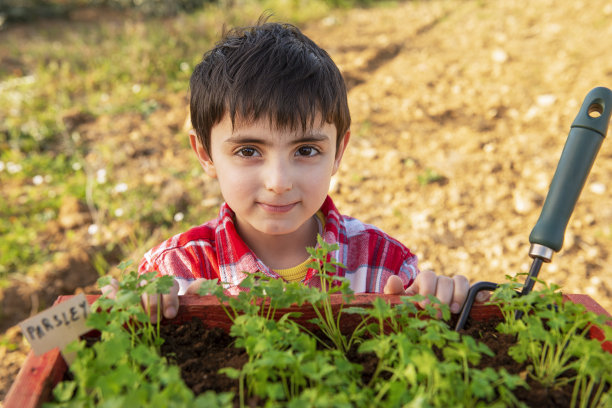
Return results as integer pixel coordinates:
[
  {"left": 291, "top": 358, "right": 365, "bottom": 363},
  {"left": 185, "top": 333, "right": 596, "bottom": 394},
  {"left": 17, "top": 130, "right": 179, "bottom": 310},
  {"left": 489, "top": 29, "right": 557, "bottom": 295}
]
[{"left": 0, "top": 0, "right": 387, "bottom": 288}]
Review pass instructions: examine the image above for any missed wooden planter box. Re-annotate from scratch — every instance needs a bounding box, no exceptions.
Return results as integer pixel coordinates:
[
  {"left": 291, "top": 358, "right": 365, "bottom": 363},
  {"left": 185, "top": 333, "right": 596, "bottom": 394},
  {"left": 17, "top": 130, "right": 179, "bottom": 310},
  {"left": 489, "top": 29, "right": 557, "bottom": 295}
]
[{"left": 5, "top": 293, "right": 611, "bottom": 408}]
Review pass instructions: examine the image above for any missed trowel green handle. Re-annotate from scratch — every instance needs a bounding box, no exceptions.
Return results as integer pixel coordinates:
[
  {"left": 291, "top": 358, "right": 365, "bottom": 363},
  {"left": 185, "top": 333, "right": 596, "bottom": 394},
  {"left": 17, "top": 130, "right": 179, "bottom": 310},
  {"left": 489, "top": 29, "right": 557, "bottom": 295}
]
[{"left": 529, "top": 87, "right": 612, "bottom": 252}]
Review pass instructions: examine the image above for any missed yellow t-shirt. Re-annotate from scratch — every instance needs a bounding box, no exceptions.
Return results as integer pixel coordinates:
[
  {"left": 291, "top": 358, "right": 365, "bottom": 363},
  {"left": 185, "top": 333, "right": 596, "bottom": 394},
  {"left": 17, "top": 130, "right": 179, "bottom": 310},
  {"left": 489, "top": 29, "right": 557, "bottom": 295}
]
[{"left": 274, "top": 211, "right": 325, "bottom": 283}]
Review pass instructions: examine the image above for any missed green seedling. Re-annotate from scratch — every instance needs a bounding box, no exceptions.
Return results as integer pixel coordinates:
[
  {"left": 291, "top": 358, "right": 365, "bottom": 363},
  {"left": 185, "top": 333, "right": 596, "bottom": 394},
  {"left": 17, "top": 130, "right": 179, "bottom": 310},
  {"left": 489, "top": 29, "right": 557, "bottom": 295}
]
[
  {"left": 46, "top": 262, "right": 224, "bottom": 407},
  {"left": 304, "top": 235, "right": 360, "bottom": 353},
  {"left": 354, "top": 294, "right": 526, "bottom": 407},
  {"left": 492, "top": 278, "right": 612, "bottom": 406},
  {"left": 48, "top": 255, "right": 612, "bottom": 407}
]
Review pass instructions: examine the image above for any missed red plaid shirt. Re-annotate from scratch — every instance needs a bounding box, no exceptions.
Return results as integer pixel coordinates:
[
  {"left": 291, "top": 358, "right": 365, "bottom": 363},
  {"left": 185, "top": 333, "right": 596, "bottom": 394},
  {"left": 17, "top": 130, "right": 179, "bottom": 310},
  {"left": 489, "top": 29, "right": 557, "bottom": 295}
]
[{"left": 139, "top": 196, "right": 419, "bottom": 295}]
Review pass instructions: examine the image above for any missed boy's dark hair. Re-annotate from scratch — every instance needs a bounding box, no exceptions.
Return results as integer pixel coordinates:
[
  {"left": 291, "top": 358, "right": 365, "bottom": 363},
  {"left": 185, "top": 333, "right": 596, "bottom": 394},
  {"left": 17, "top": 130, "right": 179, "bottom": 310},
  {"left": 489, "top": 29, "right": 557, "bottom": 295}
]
[{"left": 190, "top": 18, "right": 350, "bottom": 156}]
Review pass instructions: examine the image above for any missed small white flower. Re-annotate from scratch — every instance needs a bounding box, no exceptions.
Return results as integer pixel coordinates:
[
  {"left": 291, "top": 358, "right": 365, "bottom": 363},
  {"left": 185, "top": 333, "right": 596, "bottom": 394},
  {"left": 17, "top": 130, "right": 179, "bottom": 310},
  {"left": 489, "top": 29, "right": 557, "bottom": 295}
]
[
  {"left": 173, "top": 212, "right": 184, "bottom": 222},
  {"left": 114, "top": 208, "right": 124, "bottom": 217},
  {"left": 72, "top": 162, "right": 82, "bottom": 171},
  {"left": 132, "top": 84, "right": 142, "bottom": 94},
  {"left": 44, "top": 174, "right": 52, "bottom": 183},
  {"left": 96, "top": 169, "right": 107, "bottom": 184},
  {"left": 88, "top": 224, "right": 99, "bottom": 235},
  {"left": 322, "top": 16, "right": 336, "bottom": 26},
  {"left": 7, "top": 162, "right": 22, "bottom": 174},
  {"left": 180, "top": 62, "right": 190, "bottom": 72},
  {"left": 0, "top": 161, "right": 4, "bottom": 171},
  {"left": 113, "top": 182, "right": 128, "bottom": 193},
  {"left": 32, "top": 175, "right": 44, "bottom": 185}
]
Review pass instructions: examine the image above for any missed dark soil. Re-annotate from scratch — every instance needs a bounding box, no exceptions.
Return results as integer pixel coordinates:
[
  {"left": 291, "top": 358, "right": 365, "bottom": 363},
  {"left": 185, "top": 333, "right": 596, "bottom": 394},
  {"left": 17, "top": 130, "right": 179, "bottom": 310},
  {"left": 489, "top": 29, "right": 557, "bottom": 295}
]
[
  {"left": 159, "top": 317, "right": 247, "bottom": 396},
  {"left": 159, "top": 315, "right": 585, "bottom": 407}
]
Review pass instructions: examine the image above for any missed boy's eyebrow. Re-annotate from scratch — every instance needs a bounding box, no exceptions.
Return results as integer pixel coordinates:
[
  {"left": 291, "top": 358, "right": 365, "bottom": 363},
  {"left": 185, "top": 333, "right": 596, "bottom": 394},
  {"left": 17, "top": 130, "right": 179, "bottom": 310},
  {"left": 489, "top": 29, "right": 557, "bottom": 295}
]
[
  {"left": 290, "top": 133, "right": 331, "bottom": 145},
  {"left": 224, "top": 132, "right": 331, "bottom": 145}
]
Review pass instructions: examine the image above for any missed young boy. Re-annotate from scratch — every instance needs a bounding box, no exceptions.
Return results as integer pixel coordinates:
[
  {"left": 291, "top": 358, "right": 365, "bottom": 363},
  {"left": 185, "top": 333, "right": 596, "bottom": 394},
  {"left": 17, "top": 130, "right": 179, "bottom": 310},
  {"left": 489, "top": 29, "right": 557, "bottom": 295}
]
[{"left": 107, "top": 19, "right": 483, "bottom": 321}]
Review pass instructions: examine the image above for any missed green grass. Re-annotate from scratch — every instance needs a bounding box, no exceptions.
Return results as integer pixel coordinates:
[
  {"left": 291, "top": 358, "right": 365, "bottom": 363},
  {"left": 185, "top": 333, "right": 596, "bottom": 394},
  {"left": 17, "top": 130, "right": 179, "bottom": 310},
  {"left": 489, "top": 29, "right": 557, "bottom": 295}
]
[
  {"left": 0, "top": 0, "right": 383, "bottom": 284},
  {"left": 0, "top": 150, "right": 87, "bottom": 277}
]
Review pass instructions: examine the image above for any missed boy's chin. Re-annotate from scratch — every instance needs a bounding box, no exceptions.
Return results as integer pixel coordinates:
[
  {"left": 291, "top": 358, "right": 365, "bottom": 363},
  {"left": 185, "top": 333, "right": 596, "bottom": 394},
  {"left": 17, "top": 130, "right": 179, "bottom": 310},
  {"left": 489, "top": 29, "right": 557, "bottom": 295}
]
[
  {"left": 253, "top": 221, "right": 312, "bottom": 238},
  {"left": 255, "top": 226, "right": 299, "bottom": 236}
]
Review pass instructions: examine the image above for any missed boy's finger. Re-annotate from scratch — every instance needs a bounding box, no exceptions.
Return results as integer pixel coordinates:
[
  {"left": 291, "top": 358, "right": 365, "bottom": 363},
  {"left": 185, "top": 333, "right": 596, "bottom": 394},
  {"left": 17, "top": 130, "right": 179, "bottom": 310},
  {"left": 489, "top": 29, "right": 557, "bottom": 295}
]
[
  {"left": 434, "top": 276, "right": 454, "bottom": 307},
  {"left": 451, "top": 275, "right": 469, "bottom": 314},
  {"left": 137, "top": 278, "right": 160, "bottom": 323},
  {"left": 142, "top": 293, "right": 160, "bottom": 323},
  {"left": 100, "top": 278, "right": 119, "bottom": 299},
  {"left": 409, "top": 270, "right": 437, "bottom": 308},
  {"left": 383, "top": 275, "right": 405, "bottom": 295},
  {"left": 161, "top": 279, "right": 180, "bottom": 320},
  {"left": 475, "top": 290, "right": 491, "bottom": 303},
  {"left": 185, "top": 278, "right": 207, "bottom": 295}
]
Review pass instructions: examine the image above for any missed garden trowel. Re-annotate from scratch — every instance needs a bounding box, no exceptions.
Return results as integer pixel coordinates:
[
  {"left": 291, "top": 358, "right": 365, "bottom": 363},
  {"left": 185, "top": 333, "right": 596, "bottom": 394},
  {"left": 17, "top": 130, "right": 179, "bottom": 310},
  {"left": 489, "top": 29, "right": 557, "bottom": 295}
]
[{"left": 455, "top": 86, "right": 612, "bottom": 331}]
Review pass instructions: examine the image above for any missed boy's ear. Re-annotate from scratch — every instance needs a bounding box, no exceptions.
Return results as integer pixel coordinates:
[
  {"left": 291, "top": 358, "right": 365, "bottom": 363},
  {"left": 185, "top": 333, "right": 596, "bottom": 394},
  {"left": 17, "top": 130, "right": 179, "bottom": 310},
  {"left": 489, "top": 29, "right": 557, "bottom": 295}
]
[
  {"left": 332, "top": 130, "right": 351, "bottom": 175},
  {"left": 189, "top": 130, "right": 217, "bottom": 178}
]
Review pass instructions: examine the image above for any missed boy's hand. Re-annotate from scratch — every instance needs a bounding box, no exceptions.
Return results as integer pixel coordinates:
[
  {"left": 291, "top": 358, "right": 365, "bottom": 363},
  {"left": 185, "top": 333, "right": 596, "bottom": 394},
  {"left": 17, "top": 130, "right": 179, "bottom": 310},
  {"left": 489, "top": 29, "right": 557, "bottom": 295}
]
[
  {"left": 101, "top": 278, "right": 180, "bottom": 323},
  {"left": 383, "top": 271, "right": 487, "bottom": 314},
  {"left": 184, "top": 278, "right": 207, "bottom": 294},
  {"left": 142, "top": 279, "right": 180, "bottom": 323}
]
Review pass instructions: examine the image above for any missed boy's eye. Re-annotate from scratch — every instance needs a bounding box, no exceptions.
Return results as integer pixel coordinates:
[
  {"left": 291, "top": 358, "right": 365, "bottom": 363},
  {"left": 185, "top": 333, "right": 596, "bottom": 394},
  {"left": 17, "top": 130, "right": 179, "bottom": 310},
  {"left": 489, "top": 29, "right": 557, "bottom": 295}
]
[
  {"left": 236, "top": 147, "right": 259, "bottom": 157},
  {"left": 296, "top": 146, "right": 318, "bottom": 157}
]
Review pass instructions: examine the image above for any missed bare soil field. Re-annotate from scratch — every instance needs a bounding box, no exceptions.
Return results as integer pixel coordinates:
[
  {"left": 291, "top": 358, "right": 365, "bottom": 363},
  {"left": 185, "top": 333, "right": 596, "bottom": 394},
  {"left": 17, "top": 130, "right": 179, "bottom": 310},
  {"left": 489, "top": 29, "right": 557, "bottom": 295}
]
[{"left": 2, "top": 0, "right": 612, "bottom": 401}]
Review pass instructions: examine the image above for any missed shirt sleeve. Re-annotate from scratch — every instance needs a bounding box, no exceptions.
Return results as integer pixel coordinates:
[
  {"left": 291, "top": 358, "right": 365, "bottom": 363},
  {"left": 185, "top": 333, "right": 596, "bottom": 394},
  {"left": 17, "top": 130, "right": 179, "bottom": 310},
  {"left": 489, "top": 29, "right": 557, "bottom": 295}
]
[
  {"left": 397, "top": 253, "right": 419, "bottom": 289},
  {"left": 137, "top": 249, "right": 193, "bottom": 295}
]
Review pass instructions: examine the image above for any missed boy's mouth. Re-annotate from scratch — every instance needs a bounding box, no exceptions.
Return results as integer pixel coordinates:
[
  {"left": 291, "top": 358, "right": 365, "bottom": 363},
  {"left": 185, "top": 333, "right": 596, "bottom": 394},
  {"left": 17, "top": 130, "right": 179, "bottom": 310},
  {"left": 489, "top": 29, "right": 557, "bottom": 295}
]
[{"left": 257, "top": 202, "right": 298, "bottom": 213}]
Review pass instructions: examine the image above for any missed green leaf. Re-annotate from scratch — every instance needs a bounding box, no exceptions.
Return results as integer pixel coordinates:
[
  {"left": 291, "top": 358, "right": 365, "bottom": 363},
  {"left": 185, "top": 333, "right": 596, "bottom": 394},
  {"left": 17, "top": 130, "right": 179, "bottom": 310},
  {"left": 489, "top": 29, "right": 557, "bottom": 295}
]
[
  {"left": 86, "top": 310, "right": 112, "bottom": 331},
  {"left": 130, "top": 344, "right": 159, "bottom": 366},
  {"left": 264, "top": 382, "right": 286, "bottom": 400},
  {"left": 115, "top": 290, "right": 141, "bottom": 308},
  {"left": 143, "top": 275, "right": 175, "bottom": 295},
  {"left": 52, "top": 380, "right": 77, "bottom": 402},
  {"left": 193, "top": 391, "right": 235, "bottom": 408},
  {"left": 97, "top": 275, "right": 112, "bottom": 289},
  {"left": 118, "top": 260, "right": 134, "bottom": 271},
  {"left": 95, "top": 332, "right": 131, "bottom": 366},
  {"left": 219, "top": 367, "right": 241, "bottom": 379}
]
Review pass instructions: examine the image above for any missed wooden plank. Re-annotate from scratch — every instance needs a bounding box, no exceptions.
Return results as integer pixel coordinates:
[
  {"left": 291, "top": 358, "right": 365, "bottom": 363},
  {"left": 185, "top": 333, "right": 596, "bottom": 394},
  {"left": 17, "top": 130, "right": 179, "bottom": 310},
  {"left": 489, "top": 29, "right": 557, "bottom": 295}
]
[
  {"left": 3, "top": 349, "right": 67, "bottom": 408},
  {"left": 565, "top": 293, "right": 612, "bottom": 353},
  {"left": 3, "top": 295, "right": 96, "bottom": 408}
]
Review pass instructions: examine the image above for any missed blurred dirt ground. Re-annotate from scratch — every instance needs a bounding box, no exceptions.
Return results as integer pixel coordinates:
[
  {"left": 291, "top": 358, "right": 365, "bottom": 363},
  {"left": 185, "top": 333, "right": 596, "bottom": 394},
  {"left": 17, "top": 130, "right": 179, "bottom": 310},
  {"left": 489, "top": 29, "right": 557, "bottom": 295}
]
[{"left": 2, "top": 0, "right": 612, "bottom": 401}]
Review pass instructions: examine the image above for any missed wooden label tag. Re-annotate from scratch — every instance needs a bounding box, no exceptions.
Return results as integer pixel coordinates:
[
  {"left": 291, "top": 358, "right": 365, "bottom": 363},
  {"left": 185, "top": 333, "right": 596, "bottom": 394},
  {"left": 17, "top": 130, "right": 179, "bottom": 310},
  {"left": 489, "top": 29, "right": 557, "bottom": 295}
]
[{"left": 19, "top": 293, "right": 91, "bottom": 360}]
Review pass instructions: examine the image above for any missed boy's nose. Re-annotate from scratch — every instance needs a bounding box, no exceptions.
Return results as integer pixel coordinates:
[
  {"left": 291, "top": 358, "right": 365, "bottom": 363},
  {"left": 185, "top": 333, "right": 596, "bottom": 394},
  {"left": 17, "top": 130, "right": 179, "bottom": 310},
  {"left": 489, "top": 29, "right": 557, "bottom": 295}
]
[{"left": 263, "top": 160, "right": 292, "bottom": 193}]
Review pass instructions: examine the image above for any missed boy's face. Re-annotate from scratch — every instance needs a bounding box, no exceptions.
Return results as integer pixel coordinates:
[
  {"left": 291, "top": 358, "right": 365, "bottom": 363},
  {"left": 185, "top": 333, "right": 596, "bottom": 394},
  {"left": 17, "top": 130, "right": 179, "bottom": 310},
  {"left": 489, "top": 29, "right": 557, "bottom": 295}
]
[{"left": 190, "top": 114, "right": 349, "bottom": 242}]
